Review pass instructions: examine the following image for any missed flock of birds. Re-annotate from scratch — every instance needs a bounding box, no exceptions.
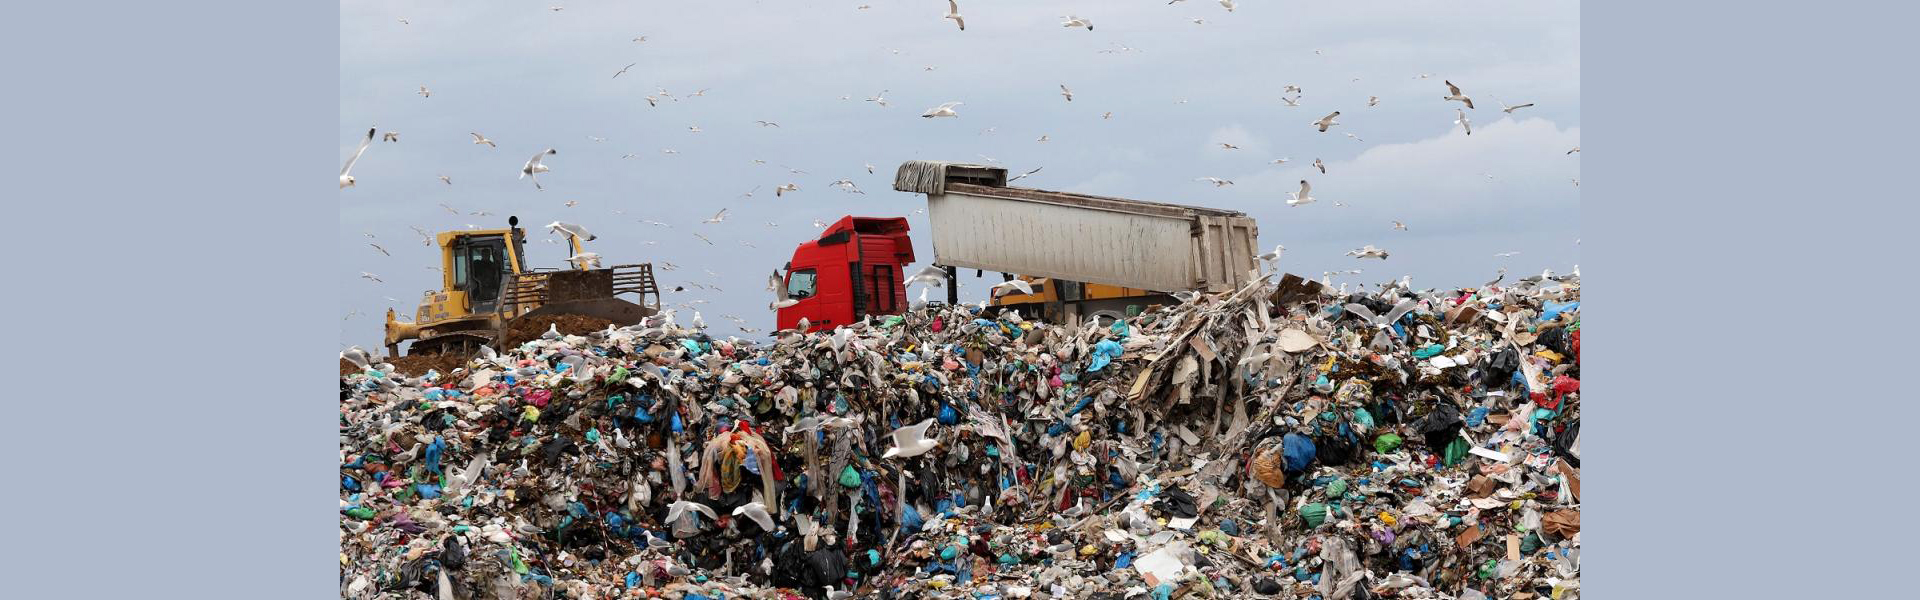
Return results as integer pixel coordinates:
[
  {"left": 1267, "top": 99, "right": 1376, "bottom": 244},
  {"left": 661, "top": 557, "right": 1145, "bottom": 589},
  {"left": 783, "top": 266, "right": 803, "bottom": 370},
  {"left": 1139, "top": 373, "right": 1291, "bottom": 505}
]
[{"left": 343, "top": 4, "right": 1579, "bottom": 339}]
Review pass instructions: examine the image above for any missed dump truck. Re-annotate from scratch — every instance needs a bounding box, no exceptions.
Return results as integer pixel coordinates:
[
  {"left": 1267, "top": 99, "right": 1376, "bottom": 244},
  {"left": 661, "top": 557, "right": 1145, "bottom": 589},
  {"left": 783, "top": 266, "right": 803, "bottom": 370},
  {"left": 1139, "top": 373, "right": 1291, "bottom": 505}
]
[
  {"left": 384, "top": 216, "right": 662, "bottom": 356},
  {"left": 774, "top": 160, "right": 1260, "bottom": 329}
]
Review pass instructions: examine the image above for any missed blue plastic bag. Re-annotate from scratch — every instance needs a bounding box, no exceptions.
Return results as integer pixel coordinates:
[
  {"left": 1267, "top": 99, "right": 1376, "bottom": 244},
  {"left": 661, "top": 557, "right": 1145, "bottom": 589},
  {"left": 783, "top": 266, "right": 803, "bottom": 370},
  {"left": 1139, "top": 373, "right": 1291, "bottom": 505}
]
[
  {"left": 1088, "top": 339, "right": 1124, "bottom": 372},
  {"left": 1282, "top": 433, "right": 1317, "bottom": 473}
]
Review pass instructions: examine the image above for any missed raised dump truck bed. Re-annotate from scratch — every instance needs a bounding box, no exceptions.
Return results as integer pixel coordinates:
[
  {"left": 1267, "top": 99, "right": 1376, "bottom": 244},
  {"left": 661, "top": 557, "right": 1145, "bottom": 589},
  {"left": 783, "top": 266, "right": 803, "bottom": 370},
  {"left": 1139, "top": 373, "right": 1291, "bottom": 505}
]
[{"left": 893, "top": 161, "right": 1260, "bottom": 293}]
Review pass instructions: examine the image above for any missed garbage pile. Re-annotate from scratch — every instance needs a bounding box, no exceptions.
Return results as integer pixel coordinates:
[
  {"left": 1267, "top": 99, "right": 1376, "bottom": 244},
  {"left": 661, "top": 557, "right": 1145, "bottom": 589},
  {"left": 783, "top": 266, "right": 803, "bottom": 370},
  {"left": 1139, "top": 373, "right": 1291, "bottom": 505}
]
[{"left": 339, "top": 273, "right": 1581, "bottom": 600}]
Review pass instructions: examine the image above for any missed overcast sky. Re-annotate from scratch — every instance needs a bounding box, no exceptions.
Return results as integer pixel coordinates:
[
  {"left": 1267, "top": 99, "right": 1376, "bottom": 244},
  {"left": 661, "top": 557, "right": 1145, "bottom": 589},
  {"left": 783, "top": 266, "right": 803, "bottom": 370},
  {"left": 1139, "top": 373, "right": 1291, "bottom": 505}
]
[{"left": 341, "top": 0, "right": 1579, "bottom": 347}]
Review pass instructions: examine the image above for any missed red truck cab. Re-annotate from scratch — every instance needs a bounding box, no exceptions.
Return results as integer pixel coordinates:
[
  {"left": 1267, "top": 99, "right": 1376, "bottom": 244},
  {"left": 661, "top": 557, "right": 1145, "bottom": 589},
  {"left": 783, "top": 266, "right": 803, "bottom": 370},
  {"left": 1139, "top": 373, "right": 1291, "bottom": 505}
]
[{"left": 776, "top": 216, "right": 915, "bottom": 332}]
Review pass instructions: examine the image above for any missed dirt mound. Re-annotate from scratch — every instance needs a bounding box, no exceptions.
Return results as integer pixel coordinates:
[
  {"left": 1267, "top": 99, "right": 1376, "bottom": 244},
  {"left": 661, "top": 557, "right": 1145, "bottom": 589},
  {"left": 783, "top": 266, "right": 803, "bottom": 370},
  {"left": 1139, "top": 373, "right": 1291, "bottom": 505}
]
[
  {"left": 499, "top": 314, "right": 617, "bottom": 348},
  {"left": 341, "top": 353, "right": 467, "bottom": 380}
]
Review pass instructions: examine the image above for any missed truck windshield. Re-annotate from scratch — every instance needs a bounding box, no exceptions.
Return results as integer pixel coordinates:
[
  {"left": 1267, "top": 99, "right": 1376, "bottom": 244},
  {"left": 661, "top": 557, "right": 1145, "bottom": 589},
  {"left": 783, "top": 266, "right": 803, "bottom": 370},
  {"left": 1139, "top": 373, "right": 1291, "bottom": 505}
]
[{"left": 787, "top": 269, "right": 817, "bottom": 298}]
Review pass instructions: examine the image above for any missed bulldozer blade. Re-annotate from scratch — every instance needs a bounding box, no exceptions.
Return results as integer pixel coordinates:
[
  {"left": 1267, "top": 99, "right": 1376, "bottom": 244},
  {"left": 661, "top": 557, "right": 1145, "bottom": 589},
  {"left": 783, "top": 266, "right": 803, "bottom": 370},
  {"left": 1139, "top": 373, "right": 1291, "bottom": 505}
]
[{"left": 498, "top": 297, "right": 656, "bottom": 338}]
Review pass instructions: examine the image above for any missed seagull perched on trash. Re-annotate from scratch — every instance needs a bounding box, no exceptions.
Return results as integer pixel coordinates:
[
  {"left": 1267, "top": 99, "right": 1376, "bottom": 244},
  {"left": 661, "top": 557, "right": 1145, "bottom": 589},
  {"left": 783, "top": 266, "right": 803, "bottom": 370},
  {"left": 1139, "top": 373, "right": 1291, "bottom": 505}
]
[
  {"left": 989, "top": 279, "right": 1034, "bottom": 298},
  {"left": 1442, "top": 80, "right": 1474, "bottom": 108},
  {"left": 1258, "top": 244, "right": 1285, "bottom": 263},
  {"left": 340, "top": 127, "right": 374, "bottom": 189},
  {"left": 521, "top": 148, "right": 556, "bottom": 190},
  {"left": 921, "top": 102, "right": 963, "bottom": 118},
  {"left": 883, "top": 418, "right": 941, "bottom": 459},
  {"left": 1347, "top": 245, "right": 1390, "bottom": 260},
  {"left": 1312, "top": 111, "right": 1341, "bottom": 132},
  {"left": 1287, "top": 180, "right": 1316, "bottom": 206}
]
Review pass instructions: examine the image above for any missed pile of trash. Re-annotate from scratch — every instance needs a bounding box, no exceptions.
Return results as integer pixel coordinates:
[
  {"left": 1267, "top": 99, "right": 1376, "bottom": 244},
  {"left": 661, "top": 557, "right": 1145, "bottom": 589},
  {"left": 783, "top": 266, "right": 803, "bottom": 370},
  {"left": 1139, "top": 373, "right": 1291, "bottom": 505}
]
[{"left": 339, "top": 273, "right": 1581, "bottom": 600}]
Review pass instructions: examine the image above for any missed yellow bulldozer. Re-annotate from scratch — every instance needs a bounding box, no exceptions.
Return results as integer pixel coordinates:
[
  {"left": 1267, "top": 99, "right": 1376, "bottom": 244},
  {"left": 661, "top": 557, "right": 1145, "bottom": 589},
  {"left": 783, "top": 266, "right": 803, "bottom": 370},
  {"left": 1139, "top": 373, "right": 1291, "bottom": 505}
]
[{"left": 383, "top": 216, "right": 661, "bottom": 356}]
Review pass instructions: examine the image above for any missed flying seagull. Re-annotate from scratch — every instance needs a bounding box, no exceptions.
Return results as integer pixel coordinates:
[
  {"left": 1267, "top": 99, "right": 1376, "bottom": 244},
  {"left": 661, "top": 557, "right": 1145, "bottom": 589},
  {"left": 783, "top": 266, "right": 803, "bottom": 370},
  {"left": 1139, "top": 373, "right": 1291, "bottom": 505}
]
[
  {"left": 1287, "top": 180, "right": 1316, "bottom": 206},
  {"left": 944, "top": 0, "right": 965, "bottom": 31},
  {"left": 369, "top": 243, "right": 389, "bottom": 256},
  {"left": 470, "top": 132, "right": 495, "bottom": 148},
  {"left": 521, "top": 148, "right": 556, "bottom": 190},
  {"left": 340, "top": 127, "right": 374, "bottom": 189},
  {"left": 546, "top": 221, "right": 594, "bottom": 241},
  {"left": 1271, "top": 157, "right": 1290, "bottom": 165},
  {"left": 1442, "top": 80, "right": 1474, "bottom": 109},
  {"left": 1061, "top": 16, "right": 1093, "bottom": 30},
  {"left": 417, "top": 85, "right": 430, "bottom": 98},
  {"left": 1494, "top": 251, "right": 1521, "bottom": 258},
  {"left": 382, "top": 131, "right": 399, "bottom": 142},
  {"left": 360, "top": 272, "right": 383, "bottom": 283},
  {"left": 1220, "top": 143, "right": 1240, "bottom": 150},
  {"left": 1494, "top": 96, "right": 1535, "bottom": 114},
  {"left": 1281, "top": 96, "right": 1301, "bottom": 107},
  {"left": 776, "top": 183, "right": 800, "bottom": 196},
  {"left": 1283, "top": 84, "right": 1302, "bottom": 94},
  {"left": 1196, "top": 177, "right": 1234, "bottom": 187},
  {"left": 1392, "top": 221, "right": 1407, "bottom": 231},
  {"left": 883, "top": 418, "right": 941, "bottom": 459},
  {"left": 1059, "top": 84, "right": 1073, "bottom": 102},
  {"left": 989, "top": 279, "right": 1034, "bottom": 298},
  {"left": 703, "top": 209, "right": 730, "bottom": 224},
  {"left": 1346, "top": 245, "right": 1390, "bottom": 260},
  {"left": 1008, "top": 166, "right": 1043, "bottom": 183},
  {"left": 437, "top": 175, "right": 451, "bottom": 185},
  {"left": 921, "top": 102, "right": 963, "bottom": 118},
  {"left": 1368, "top": 95, "right": 1380, "bottom": 107},
  {"left": 1313, "top": 158, "right": 1327, "bottom": 174},
  {"left": 1312, "top": 111, "right": 1341, "bottom": 132},
  {"left": 612, "top": 63, "right": 635, "bottom": 79},
  {"left": 755, "top": 120, "right": 780, "bottom": 127},
  {"left": 1455, "top": 109, "right": 1472, "bottom": 135},
  {"left": 1567, "top": 146, "right": 1581, "bottom": 155}
]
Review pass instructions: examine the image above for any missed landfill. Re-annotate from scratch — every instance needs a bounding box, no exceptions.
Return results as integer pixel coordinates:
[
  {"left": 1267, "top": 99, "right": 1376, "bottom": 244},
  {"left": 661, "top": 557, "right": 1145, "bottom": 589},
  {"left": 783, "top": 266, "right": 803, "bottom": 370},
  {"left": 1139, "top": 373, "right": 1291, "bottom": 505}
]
[{"left": 339, "top": 273, "right": 1581, "bottom": 600}]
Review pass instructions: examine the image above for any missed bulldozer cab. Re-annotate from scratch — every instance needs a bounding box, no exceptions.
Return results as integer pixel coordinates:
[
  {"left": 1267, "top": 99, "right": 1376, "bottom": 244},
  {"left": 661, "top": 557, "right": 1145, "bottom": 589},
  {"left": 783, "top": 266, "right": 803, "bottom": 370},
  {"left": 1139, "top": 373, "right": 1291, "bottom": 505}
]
[{"left": 449, "top": 232, "right": 524, "bottom": 314}]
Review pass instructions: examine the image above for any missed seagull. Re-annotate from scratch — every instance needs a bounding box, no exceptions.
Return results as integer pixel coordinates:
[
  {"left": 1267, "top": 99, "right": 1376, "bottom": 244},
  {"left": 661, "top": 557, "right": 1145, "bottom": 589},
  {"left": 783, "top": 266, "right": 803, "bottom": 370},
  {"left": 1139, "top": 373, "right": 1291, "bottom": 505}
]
[
  {"left": 1442, "top": 80, "right": 1474, "bottom": 109},
  {"left": 1191, "top": 18, "right": 1206, "bottom": 25},
  {"left": 1455, "top": 109, "right": 1472, "bottom": 135},
  {"left": 437, "top": 204, "right": 458, "bottom": 215},
  {"left": 546, "top": 221, "right": 595, "bottom": 241},
  {"left": 437, "top": 175, "right": 451, "bottom": 185},
  {"left": 1283, "top": 85, "right": 1302, "bottom": 94},
  {"left": 1059, "top": 84, "right": 1073, "bottom": 102},
  {"left": 864, "top": 163, "right": 876, "bottom": 174},
  {"left": 1368, "top": 96, "right": 1380, "bottom": 107},
  {"left": 1220, "top": 0, "right": 1237, "bottom": 10},
  {"left": 566, "top": 252, "right": 602, "bottom": 269},
  {"left": 633, "top": 36, "right": 648, "bottom": 42},
  {"left": 770, "top": 298, "right": 800, "bottom": 310},
  {"left": 944, "top": 0, "right": 965, "bottom": 31},
  {"left": 613, "top": 63, "right": 635, "bottom": 78},
  {"left": 812, "top": 219, "right": 827, "bottom": 228},
  {"left": 1008, "top": 166, "right": 1043, "bottom": 183},
  {"left": 661, "top": 148, "right": 678, "bottom": 154},
  {"left": 906, "top": 264, "right": 947, "bottom": 287},
  {"left": 1571, "top": 177, "right": 1580, "bottom": 187},
  {"left": 989, "top": 279, "right": 1033, "bottom": 298},
  {"left": 883, "top": 418, "right": 941, "bottom": 459},
  {"left": 1313, "top": 158, "right": 1327, "bottom": 174},
  {"left": 921, "top": 102, "right": 963, "bottom": 118},
  {"left": 382, "top": 131, "right": 399, "bottom": 142},
  {"left": 665, "top": 500, "right": 718, "bottom": 529},
  {"left": 360, "top": 272, "right": 384, "bottom": 283},
  {"left": 755, "top": 120, "right": 780, "bottom": 127},
  {"left": 1281, "top": 96, "right": 1301, "bottom": 107},
  {"left": 688, "top": 126, "right": 702, "bottom": 133},
  {"left": 417, "top": 85, "right": 430, "bottom": 98},
  {"left": 703, "top": 209, "right": 729, "bottom": 224},
  {"left": 340, "top": 127, "right": 374, "bottom": 188},
  {"left": 1567, "top": 146, "right": 1581, "bottom": 155},
  {"left": 398, "top": 18, "right": 409, "bottom": 25},
  {"left": 520, "top": 149, "right": 556, "bottom": 190},
  {"left": 470, "top": 132, "right": 495, "bottom": 148},
  {"left": 369, "top": 243, "right": 389, "bottom": 256},
  {"left": 692, "top": 232, "right": 714, "bottom": 245},
  {"left": 564, "top": 200, "right": 578, "bottom": 207},
  {"left": 733, "top": 501, "right": 777, "bottom": 532},
  {"left": 644, "top": 220, "right": 671, "bottom": 228},
  {"left": 1101, "top": 111, "right": 1113, "bottom": 120},
  {"left": 1312, "top": 111, "right": 1341, "bottom": 132},
  {"left": 1494, "top": 251, "right": 1521, "bottom": 258},
  {"left": 740, "top": 185, "right": 760, "bottom": 198},
  {"left": 549, "top": 6, "right": 564, "bottom": 11},
  {"left": 1392, "top": 221, "right": 1407, "bottom": 231},
  {"left": 866, "top": 90, "right": 889, "bottom": 107},
  {"left": 645, "top": 96, "right": 658, "bottom": 107},
  {"left": 1219, "top": 143, "right": 1240, "bottom": 150},
  {"left": 1061, "top": 16, "right": 1093, "bottom": 30},
  {"left": 1036, "top": 135, "right": 1050, "bottom": 142},
  {"left": 1494, "top": 96, "right": 1535, "bottom": 114},
  {"left": 1271, "top": 157, "right": 1290, "bottom": 165},
  {"left": 1346, "top": 132, "right": 1365, "bottom": 142},
  {"left": 1285, "top": 180, "right": 1318, "bottom": 207},
  {"left": 690, "top": 88, "right": 710, "bottom": 97},
  {"left": 829, "top": 179, "right": 865, "bottom": 193},
  {"left": 776, "top": 183, "right": 800, "bottom": 197},
  {"left": 1347, "top": 245, "right": 1390, "bottom": 260},
  {"left": 1196, "top": 177, "right": 1234, "bottom": 187}
]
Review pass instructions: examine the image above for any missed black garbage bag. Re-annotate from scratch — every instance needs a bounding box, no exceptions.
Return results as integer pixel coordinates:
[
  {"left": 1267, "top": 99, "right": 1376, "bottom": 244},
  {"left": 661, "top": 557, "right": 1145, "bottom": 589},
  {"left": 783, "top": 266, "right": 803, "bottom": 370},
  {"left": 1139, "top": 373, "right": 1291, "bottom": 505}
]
[
  {"left": 1153, "top": 486, "right": 1199, "bottom": 519},
  {"left": 1551, "top": 419, "right": 1581, "bottom": 468},
  {"left": 440, "top": 535, "right": 466, "bottom": 571},
  {"left": 802, "top": 546, "right": 848, "bottom": 591},
  {"left": 770, "top": 538, "right": 810, "bottom": 588},
  {"left": 1413, "top": 402, "right": 1464, "bottom": 451},
  {"left": 1538, "top": 327, "right": 1571, "bottom": 356},
  {"left": 1252, "top": 577, "right": 1284, "bottom": 594},
  {"left": 1480, "top": 347, "right": 1520, "bottom": 388},
  {"left": 1315, "top": 428, "right": 1359, "bottom": 466}
]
